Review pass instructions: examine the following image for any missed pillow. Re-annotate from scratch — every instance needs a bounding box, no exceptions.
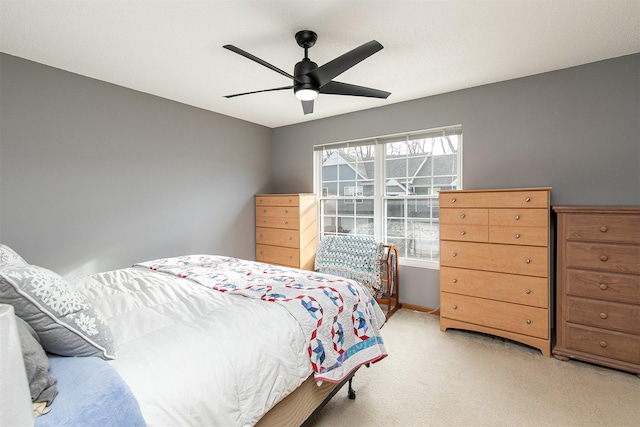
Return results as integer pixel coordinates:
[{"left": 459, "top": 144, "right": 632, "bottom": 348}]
[
  {"left": 0, "top": 264, "right": 115, "bottom": 360},
  {"left": 15, "top": 316, "right": 58, "bottom": 408},
  {"left": 0, "top": 244, "right": 28, "bottom": 265}
]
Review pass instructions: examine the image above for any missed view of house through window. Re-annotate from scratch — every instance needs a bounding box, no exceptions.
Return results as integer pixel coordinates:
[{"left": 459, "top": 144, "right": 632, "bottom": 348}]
[{"left": 314, "top": 125, "right": 462, "bottom": 266}]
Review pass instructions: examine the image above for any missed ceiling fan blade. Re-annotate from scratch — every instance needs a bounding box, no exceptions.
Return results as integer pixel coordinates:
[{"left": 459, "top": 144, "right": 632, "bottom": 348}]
[
  {"left": 224, "top": 86, "right": 293, "bottom": 99},
  {"left": 223, "top": 45, "right": 305, "bottom": 84},
  {"left": 320, "top": 81, "right": 391, "bottom": 99},
  {"left": 307, "top": 40, "right": 383, "bottom": 87},
  {"left": 301, "top": 100, "right": 314, "bottom": 115}
]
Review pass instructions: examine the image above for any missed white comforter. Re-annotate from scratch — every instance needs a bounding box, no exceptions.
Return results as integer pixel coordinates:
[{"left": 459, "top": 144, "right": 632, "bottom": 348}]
[{"left": 71, "top": 267, "right": 311, "bottom": 427}]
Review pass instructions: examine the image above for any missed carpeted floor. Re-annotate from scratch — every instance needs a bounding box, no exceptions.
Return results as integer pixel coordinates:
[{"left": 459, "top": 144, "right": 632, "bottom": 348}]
[{"left": 308, "top": 308, "right": 639, "bottom": 427}]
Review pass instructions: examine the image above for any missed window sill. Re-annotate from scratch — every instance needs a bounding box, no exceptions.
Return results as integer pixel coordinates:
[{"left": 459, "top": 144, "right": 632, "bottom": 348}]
[{"left": 398, "top": 258, "right": 440, "bottom": 270}]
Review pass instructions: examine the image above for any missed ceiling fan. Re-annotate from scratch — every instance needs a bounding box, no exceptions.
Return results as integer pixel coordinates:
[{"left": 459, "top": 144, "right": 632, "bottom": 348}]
[{"left": 223, "top": 30, "right": 391, "bottom": 115}]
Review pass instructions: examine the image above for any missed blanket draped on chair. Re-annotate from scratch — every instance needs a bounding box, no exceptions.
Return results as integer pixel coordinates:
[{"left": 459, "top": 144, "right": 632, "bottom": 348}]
[{"left": 314, "top": 235, "right": 384, "bottom": 298}]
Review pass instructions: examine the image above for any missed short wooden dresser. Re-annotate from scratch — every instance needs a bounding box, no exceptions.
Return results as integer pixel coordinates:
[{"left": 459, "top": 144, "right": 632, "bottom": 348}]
[
  {"left": 553, "top": 206, "right": 640, "bottom": 375},
  {"left": 439, "top": 187, "right": 552, "bottom": 356},
  {"left": 255, "top": 194, "right": 317, "bottom": 270}
]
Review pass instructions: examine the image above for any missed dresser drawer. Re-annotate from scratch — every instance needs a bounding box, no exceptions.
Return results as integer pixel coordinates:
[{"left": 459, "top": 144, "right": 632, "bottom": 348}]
[
  {"left": 440, "top": 209, "right": 488, "bottom": 225},
  {"left": 489, "top": 208, "right": 548, "bottom": 227},
  {"left": 441, "top": 292, "right": 549, "bottom": 339},
  {"left": 489, "top": 226, "right": 548, "bottom": 246},
  {"left": 439, "top": 189, "right": 549, "bottom": 209},
  {"left": 256, "top": 227, "right": 300, "bottom": 248},
  {"left": 440, "top": 266, "right": 548, "bottom": 308},
  {"left": 256, "top": 244, "right": 299, "bottom": 268},
  {"left": 256, "top": 195, "right": 300, "bottom": 207},
  {"left": 565, "top": 323, "right": 640, "bottom": 365},
  {"left": 565, "top": 213, "right": 640, "bottom": 244},
  {"left": 566, "top": 269, "right": 640, "bottom": 305},
  {"left": 441, "top": 241, "right": 548, "bottom": 277},
  {"left": 566, "top": 296, "right": 640, "bottom": 334},
  {"left": 256, "top": 206, "right": 300, "bottom": 218},
  {"left": 256, "top": 216, "right": 300, "bottom": 230},
  {"left": 565, "top": 242, "right": 640, "bottom": 274},
  {"left": 440, "top": 224, "right": 488, "bottom": 243}
]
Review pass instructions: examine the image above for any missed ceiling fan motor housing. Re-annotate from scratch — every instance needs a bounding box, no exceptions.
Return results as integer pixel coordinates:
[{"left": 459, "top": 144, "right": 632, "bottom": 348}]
[{"left": 294, "top": 58, "right": 319, "bottom": 94}]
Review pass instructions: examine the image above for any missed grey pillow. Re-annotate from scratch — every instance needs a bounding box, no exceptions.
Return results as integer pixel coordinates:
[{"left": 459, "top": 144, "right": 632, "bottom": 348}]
[
  {"left": 0, "top": 244, "right": 28, "bottom": 265},
  {"left": 15, "top": 316, "right": 58, "bottom": 405},
  {"left": 0, "top": 264, "right": 115, "bottom": 360}
]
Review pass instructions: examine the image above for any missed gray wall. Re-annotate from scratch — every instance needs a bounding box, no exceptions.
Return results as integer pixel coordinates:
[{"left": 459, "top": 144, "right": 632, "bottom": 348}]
[
  {"left": 271, "top": 54, "right": 640, "bottom": 309},
  {"left": 0, "top": 54, "right": 272, "bottom": 276}
]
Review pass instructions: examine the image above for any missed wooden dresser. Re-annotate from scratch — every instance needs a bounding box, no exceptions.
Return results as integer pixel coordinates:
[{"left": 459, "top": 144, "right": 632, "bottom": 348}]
[
  {"left": 255, "top": 194, "right": 317, "bottom": 270},
  {"left": 553, "top": 206, "right": 640, "bottom": 375},
  {"left": 439, "top": 187, "right": 552, "bottom": 356}
]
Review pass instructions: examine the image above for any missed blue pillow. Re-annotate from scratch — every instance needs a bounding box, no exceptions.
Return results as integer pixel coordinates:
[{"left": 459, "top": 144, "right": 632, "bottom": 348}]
[{"left": 35, "top": 356, "right": 145, "bottom": 427}]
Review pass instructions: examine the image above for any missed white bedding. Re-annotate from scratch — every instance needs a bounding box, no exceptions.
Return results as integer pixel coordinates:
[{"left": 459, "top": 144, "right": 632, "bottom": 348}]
[{"left": 72, "top": 267, "right": 311, "bottom": 427}]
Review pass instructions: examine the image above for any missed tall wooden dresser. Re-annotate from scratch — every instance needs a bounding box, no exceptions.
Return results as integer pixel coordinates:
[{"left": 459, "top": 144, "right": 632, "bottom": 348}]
[
  {"left": 553, "top": 206, "right": 640, "bottom": 375},
  {"left": 255, "top": 194, "right": 317, "bottom": 270},
  {"left": 439, "top": 187, "right": 552, "bottom": 356}
]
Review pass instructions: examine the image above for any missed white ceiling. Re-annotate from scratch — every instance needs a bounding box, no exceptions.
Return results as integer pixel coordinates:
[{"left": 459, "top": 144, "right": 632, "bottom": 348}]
[{"left": 1, "top": 1, "right": 639, "bottom": 128}]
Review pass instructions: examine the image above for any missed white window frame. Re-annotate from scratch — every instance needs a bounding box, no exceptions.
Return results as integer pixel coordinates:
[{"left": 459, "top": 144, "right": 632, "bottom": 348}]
[{"left": 313, "top": 125, "right": 463, "bottom": 269}]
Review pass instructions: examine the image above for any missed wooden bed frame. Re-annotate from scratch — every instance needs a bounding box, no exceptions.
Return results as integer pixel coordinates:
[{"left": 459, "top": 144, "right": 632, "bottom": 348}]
[{"left": 256, "top": 371, "right": 358, "bottom": 426}]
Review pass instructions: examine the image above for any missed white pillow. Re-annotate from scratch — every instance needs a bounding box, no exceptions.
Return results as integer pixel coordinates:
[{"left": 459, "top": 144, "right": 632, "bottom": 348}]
[
  {"left": 0, "top": 244, "right": 28, "bottom": 265},
  {"left": 0, "top": 264, "right": 115, "bottom": 360}
]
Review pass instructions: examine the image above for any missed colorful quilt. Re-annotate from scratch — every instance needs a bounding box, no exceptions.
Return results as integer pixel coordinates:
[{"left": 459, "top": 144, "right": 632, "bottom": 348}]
[{"left": 134, "top": 255, "right": 387, "bottom": 383}]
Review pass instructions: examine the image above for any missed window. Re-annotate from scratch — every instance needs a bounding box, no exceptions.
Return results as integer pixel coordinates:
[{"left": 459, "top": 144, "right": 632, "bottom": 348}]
[{"left": 314, "top": 125, "right": 462, "bottom": 267}]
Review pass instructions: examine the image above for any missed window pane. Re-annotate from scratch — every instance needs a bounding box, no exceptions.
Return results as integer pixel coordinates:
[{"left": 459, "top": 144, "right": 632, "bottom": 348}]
[
  {"left": 386, "top": 199, "right": 404, "bottom": 218},
  {"left": 337, "top": 217, "right": 354, "bottom": 234},
  {"left": 355, "top": 218, "right": 374, "bottom": 236}
]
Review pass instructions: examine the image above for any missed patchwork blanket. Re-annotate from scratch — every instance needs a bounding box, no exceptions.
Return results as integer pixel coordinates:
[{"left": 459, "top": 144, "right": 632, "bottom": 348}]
[
  {"left": 315, "top": 235, "right": 384, "bottom": 298},
  {"left": 134, "top": 255, "right": 387, "bottom": 383}
]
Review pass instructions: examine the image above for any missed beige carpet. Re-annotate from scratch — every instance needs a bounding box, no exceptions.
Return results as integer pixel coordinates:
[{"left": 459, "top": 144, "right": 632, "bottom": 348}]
[{"left": 308, "top": 308, "right": 639, "bottom": 427}]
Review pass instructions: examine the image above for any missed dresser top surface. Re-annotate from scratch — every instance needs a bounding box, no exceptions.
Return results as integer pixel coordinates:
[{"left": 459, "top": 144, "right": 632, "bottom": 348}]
[
  {"left": 439, "top": 187, "right": 551, "bottom": 194},
  {"left": 553, "top": 206, "right": 640, "bottom": 214}
]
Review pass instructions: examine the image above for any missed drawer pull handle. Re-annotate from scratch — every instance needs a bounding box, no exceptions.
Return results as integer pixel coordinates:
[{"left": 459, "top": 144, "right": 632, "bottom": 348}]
[
  {"left": 263, "top": 220, "right": 267, "bottom": 224},
  {"left": 452, "top": 305, "right": 458, "bottom": 310},
  {"left": 451, "top": 198, "right": 457, "bottom": 203},
  {"left": 263, "top": 209, "right": 267, "bottom": 213},
  {"left": 600, "top": 255, "right": 608, "bottom": 262},
  {"left": 452, "top": 252, "right": 457, "bottom": 257},
  {"left": 285, "top": 210, "right": 289, "bottom": 214},
  {"left": 289, "top": 237, "right": 293, "bottom": 240},
  {"left": 600, "top": 226, "right": 608, "bottom": 233},
  {"left": 525, "top": 289, "right": 531, "bottom": 294},
  {"left": 452, "top": 279, "right": 458, "bottom": 283},
  {"left": 460, "top": 231, "right": 466, "bottom": 236},
  {"left": 288, "top": 199, "right": 293, "bottom": 203},
  {"left": 599, "top": 312, "right": 608, "bottom": 319},
  {"left": 526, "top": 319, "right": 531, "bottom": 324},
  {"left": 285, "top": 221, "right": 289, "bottom": 225},
  {"left": 599, "top": 341, "right": 607, "bottom": 348},
  {"left": 460, "top": 214, "right": 466, "bottom": 219},
  {"left": 525, "top": 197, "right": 531, "bottom": 202},
  {"left": 525, "top": 259, "right": 531, "bottom": 264},
  {"left": 515, "top": 234, "right": 520, "bottom": 239},
  {"left": 599, "top": 283, "right": 608, "bottom": 290},
  {"left": 289, "top": 256, "right": 293, "bottom": 259},
  {"left": 515, "top": 215, "right": 520, "bottom": 220}
]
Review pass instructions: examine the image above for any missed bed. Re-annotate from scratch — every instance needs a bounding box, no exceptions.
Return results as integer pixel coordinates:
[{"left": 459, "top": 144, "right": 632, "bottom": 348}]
[{"left": 0, "top": 245, "right": 387, "bottom": 426}]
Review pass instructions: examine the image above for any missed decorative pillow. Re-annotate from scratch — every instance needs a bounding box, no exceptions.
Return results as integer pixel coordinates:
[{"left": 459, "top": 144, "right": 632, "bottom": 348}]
[
  {"left": 15, "top": 316, "right": 58, "bottom": 407},
  {"left": 0, "top": 244, "right": 28, "bottom": 265},
  {"left": 0, "top": 264, "right": 115, "bottom": 360}
]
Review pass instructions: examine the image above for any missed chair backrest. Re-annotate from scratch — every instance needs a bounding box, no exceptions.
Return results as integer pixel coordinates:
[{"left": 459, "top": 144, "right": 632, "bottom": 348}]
[{"left": 315, "top": 235, "right": 384, "bottom": 297}]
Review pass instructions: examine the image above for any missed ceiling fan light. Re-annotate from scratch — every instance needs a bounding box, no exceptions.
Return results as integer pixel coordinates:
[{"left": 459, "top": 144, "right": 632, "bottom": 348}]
[{"left": 295, "top": 88, "right": 318, "bottom": 101}]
